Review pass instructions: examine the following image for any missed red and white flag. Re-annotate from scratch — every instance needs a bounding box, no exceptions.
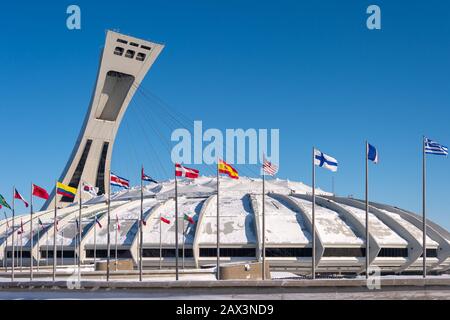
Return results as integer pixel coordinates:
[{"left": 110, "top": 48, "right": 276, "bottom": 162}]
[
  {"left": 262, "top": 155, "right": 278, "bottom": 176},
  {"left": 116, "top": 214, "right": 121, "bottom": 231},
  {"left": 82, "top": 182, "right": 98, "bottom": 197},
  {"left": 14, "top": 188, "right": 29, "bottom": 207},
  {"left": 110, "top": 172, "right": 130, "bottom": 189},
  {"left": 160, "top": 216, "right": 170, "bottom": 225},
  {"left": 175, "top": 164, "right": 199, "bottom": 179}
]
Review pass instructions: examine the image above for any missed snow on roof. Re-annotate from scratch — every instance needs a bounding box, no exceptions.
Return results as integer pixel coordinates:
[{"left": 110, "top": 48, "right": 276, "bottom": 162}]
[
  {"left": 197, "top": 193, "right": 257, "bottom": 246},
  {"left": 339, "top": 204, "right": 408, "bottom": 246},
  {"left": 291, "top": 197, "right": 364, "bottom": 246},
  {"left": 85, "top": 199, "right": 158, "bottom": 246},
  {"left": 254, "top": 194, "right": 310, "bottom": 245},
  {"left": 143, "top": 197, "right": 205, "bottom": 246},
  {"left": 378, "top": 209, "right": 438, "bottom": 247}
]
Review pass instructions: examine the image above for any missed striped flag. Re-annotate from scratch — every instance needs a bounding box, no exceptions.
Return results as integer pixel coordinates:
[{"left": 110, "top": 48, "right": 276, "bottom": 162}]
[
  {"left": 425, "top": 138, "right": 448, "bottom": 156},
  {"left": 314, "top": 149, "right": 338, "bottom": 172},
  {"left": 218, "top": 159, "right": 239, "bottom": 179},
  {"left": 110, "top": 172, "right": 130, "bottom": 189},
  {"left": 262, "top": 155, "right": 278, "bottom": 176},
  {"left": 56, "top": 182, "right": 77, "bottom": 199},
  {"left": 175, "top": 164, "right": 199, "bottom": 179},
  {"left": 142, "top": 168, "right": 158, "bottom": 183}
]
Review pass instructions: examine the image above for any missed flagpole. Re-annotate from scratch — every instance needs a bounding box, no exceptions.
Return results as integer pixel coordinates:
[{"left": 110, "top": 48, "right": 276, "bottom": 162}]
[
  {"left": 94, "top": 215, "right": 97, "bottom": 266},
  {"left": 3, "top": 214, "right": 7, "bottom": 271},
  {"left": 37, "top": 221, "right": 40, "bottom": 273},
  {"left": 20, "top": 232, "right": 23, "bottom": 271},
  {"left": 73, "top": 222, "right": 77, "bottom": 272},
  {"left": 422, "top": 136, "right": 427, "bottom": 278},
  {"left": 312, "top": 147, "right": 316, "bottom": 280},
  {"left": 216, "top": 161, "right": 220, "bottom": 280},
  {"left": 53, "top": 181, "right": 57, "bottom": 281},
  {"left": 61, "top": 230, "right": 64, "bottom": 266},
  {"left": 139, "top": 165, "right": 143, "bottom": 282},
  {"left": 182, "top": 215, "right": 185, "bottom": 269},
  {"left": 175, "top": 170, "right": 179, "bottom": 281},
  {"left": 107, "top": 170, "right": 111, "bottom": 282},
  {"left": 30, "top": 182, "right": 34, "bottom": 280},
  {"left": 78, "top": 184, "right": 82, "bottom": 282},
  {"left": 262, "top": 170, "right": 266, "bottom": 280},
  {"left": 115, "top": 221, "right": 118, "bottom": 271},
  {"left": 11, "top": 186, "right": 15, "bottom": 282},
  {"left": 46, "top": 231, "right": 49, "bottom": 266},
  {"left": 365, "top": 141, "right": 370, "bottom": 279},
  {"left": 159, "top": 212, "right": 162, "bottom": 270}
]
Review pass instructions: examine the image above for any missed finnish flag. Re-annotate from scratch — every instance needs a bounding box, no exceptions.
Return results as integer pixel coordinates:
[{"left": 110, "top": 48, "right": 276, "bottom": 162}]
[
  {"left": 367, "top": 143, "right": 379, "bottom": 163},
  {"left": 314, "top": 149, "right": 338, "bottom": 172}
]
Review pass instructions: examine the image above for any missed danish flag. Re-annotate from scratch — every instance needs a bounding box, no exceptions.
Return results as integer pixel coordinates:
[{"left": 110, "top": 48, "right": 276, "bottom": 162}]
[{"left": 175, "top": 164, "right": 199, "bottom": 179}]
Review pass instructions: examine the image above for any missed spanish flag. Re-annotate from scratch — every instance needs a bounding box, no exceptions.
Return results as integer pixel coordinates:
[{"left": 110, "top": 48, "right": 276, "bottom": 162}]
[
  {"left": 56, "top": 182, "right": 77, "bottom": 199},
  {"left": 218, "top": 159, "right": 239, "bottom": 179}
]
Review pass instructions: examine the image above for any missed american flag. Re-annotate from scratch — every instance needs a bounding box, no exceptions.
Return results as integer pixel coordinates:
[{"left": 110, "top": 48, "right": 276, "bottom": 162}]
[
  {"left": 425, "top": 138, "right": 448, "bottom": 156},
  {"left": 262, "top": 155, "right": 278, "bottom": 176}
]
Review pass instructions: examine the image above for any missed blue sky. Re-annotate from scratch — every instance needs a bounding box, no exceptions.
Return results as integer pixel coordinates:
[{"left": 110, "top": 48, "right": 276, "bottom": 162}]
[{"left": 0, "top": 0, "right": 449, "bottom": 230}]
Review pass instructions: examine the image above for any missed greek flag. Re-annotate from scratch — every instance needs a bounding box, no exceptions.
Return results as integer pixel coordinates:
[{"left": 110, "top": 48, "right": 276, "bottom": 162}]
[
  {"left": 425, "top": 138, "right": 448, "bottom": 156},
  {"left": 314, "top": 149, "right": 338, "bottom": 172}
]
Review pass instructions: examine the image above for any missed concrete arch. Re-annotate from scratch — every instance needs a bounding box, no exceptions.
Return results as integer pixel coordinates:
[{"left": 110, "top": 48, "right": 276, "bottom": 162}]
[
  {"left": 271, "top": 193, "right": 325, "bottom": 271},
  {"left": 313, "top": 195, "right": 381, "bottom": 273},
  {"left": 327, "top": 197, "right": 422, "bottom": 272},
  {"left": 367, "top": 201, "right": 450, "bottom": 273},
  {"left": 192, "top": 194, "right": 216, "bottom": 268}
]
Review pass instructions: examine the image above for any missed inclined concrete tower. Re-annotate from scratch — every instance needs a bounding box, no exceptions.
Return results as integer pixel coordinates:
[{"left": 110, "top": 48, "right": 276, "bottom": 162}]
[{"left": 43, "top": 30, "right": 164, "bottom": 209}]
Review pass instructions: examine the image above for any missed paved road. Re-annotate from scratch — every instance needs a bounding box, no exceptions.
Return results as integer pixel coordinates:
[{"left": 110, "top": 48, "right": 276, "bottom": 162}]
[{"left": 0, "top": 288, "right": 449, "bottom": 300}]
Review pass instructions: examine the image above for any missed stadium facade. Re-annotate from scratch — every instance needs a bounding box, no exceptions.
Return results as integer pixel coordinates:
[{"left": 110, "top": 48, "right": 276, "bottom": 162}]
[
  {"left": 1, "top": 177, "right": 450, "bottom": 275},
  {"left": 1, "top": 31, "right": 449, "bottom": 276}
]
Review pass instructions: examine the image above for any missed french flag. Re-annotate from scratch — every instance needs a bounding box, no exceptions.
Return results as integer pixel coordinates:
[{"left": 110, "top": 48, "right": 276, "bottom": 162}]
[{"left": 110, "top": 172, "right": 130, "bottom": 189}]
